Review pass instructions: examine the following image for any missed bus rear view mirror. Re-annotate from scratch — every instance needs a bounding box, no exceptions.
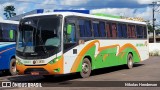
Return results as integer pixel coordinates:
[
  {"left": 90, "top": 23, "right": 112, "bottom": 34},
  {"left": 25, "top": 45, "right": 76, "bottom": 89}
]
[
  {"left": 9, "top": 30, "right": 14, "bottom": 40},
  {"left": 67, "top": 24, "right": 72, "bottom": 35}
]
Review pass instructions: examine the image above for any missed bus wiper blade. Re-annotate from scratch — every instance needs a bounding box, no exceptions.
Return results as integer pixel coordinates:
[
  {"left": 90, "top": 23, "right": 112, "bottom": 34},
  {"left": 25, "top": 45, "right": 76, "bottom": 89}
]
[{"left": 22, "top": 41, "right": 29, "bottom": 55}]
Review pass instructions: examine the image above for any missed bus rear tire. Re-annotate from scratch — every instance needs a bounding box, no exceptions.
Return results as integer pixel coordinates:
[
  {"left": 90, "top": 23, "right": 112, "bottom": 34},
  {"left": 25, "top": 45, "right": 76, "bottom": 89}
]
[
  {"left": 9, "top": 58, "right": 17, "bottom": 75},
  {"left": 80, "top": 58, "right": 91, "bottom": 78},
  {"left": 127, "top": 53, "right": 133, "bottom": 69}
]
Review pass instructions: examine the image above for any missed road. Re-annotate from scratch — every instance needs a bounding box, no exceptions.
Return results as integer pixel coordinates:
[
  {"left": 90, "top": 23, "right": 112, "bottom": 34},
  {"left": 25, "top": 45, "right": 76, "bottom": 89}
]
[{"left": 0, "top": 56, "right": 160, "bottom": 90}]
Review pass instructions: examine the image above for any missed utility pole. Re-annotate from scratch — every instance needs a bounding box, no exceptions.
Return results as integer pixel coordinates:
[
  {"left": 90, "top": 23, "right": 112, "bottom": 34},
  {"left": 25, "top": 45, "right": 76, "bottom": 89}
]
[
  {"left": 150, "top": 1, "right": 160, "bottom": 43},
  {"left": 152, "top": 2, "right": 156, "bottom": 43}
]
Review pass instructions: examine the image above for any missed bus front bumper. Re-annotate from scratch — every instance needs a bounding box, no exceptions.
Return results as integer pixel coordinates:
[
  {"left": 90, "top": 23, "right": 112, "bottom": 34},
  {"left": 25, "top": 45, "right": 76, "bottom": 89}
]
[{"left": 16, "top": 57, "right": 64, "bottom": 75}]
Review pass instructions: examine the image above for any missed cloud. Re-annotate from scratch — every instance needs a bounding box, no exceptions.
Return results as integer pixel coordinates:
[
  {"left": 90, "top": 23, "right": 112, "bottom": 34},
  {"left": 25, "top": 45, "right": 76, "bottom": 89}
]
[
  {"left": 60, "top": 0, "right": 90, "bottom": 6},
  {"left": 135, "top": 7, "right": 152, "bottom": 20},
  {"left": 91, "top": 7, "right": 156, "bottom": 21},
  {"left": 91, "top": 8, "right": 135, "bottom": 17},
  {"left": 0, "top": 0, "right": 159, "bottom": 26},
  {"left": 38, "top": 0, "right": 56, "bottom": 7},
  {"left": 137, "top": 0, "right": 160, "bottom": 4},
  {"left": 15, "top": 3, "right": 29, "bottom": 15}
]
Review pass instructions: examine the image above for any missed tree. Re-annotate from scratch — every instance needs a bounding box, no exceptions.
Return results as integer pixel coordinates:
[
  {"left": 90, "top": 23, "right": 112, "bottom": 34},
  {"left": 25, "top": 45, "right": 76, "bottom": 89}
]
[
  {"left": 3, "top": 5, "right": 16, "bottom": 19},
  {"left": 147, "top": 23, "right": 153, "bottom": 32}
]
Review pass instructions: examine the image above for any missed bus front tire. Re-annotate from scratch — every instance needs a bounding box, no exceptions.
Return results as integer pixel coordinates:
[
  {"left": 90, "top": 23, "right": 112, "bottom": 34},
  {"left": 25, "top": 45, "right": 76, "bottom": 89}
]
[
  {"left": 127, "top": 53, "right": 133, "bottom": 69},
  {"left": 80, "top": 58, "right": 91, "bottom": 78},
  {"left": 9, "top": 58, "right": 17, "bottom": 75}
]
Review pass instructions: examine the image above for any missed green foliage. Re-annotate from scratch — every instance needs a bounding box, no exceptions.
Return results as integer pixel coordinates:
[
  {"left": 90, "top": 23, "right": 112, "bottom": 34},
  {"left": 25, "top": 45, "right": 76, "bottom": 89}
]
[
  {"left": 3, "top": 5, "right": 16, "bottom": 19},
  {"left": 147, "top": 24, "right": 153, "bottom": 32}
]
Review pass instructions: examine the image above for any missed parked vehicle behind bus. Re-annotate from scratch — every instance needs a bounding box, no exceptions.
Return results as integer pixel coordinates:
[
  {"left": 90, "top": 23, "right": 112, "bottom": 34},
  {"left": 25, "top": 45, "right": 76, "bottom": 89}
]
[{"left": 0, "top": 19, "right": 18, "bottom": 75}]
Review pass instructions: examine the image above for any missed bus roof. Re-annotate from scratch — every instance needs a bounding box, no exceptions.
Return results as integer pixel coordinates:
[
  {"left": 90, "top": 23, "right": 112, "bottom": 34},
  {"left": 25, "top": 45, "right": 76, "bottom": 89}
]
[
  {"left": 23, "top": 12, "right": 147, "bottom": 25},
  {"left": 0, "top": 19, "right": 19, "bottom": 24}
]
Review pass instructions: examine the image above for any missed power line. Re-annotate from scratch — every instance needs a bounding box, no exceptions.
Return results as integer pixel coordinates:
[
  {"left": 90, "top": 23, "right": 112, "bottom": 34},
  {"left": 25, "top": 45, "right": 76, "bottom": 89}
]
[{"left": 149, "top": 1, "right": 160, "bottom": 43}]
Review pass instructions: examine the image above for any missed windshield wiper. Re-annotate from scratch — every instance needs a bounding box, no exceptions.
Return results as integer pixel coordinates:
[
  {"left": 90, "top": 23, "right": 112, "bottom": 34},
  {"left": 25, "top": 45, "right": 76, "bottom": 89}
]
[{"left": 22, "top": 38, "right": 30, "bottom": 55}]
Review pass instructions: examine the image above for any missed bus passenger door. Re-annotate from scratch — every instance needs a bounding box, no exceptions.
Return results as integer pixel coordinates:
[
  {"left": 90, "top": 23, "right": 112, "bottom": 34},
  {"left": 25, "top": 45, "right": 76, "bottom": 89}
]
[{"left": 63, "top": 23, "right": 78, "bottom": 74}]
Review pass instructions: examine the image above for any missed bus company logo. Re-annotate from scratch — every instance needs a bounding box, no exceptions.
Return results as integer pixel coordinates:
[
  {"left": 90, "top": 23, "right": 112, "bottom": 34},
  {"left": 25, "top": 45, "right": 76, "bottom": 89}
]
[{"left": 33, "top": 60, "right": 36, "bottom": 64}]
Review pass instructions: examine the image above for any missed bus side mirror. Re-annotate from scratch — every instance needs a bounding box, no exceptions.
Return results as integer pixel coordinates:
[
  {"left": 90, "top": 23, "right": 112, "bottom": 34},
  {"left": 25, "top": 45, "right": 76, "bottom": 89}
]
[
  {"left": 67, "top": 24, "right": 72, "bottom": 35},
  {"left": 9, "top": 30, "right": 14, "bottom": 40}
]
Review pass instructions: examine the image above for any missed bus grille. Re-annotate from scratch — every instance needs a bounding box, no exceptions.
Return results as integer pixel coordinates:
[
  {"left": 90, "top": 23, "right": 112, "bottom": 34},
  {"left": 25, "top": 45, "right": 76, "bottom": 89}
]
[{"left": 24, "top": 68, "right": 49, "bottom": 74}]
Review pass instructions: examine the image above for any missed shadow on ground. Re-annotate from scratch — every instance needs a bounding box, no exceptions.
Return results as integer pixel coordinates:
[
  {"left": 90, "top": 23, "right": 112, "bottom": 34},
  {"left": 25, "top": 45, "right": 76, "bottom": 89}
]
[
  {"left": 7, "top": 64, "right": 144, "bottom": 83},
  {"left": 0, "top": 70, "right": 11, "bottom": 77}
]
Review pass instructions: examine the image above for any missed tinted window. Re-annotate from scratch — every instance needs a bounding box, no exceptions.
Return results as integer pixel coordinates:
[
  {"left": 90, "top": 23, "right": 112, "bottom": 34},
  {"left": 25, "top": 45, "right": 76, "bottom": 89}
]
[
  {"left": 144, "top": 26, "right": 147, "bottom": 38},
  {"left": 122, "top": 24, "right": 127, "bottom": 38},
  {"left": 78, "top": 19, "right": 92, "bottom": 37},
  {"left": 136, "top": 25, "right": 143, "bottom": 38},
  {"left": 0, "top": 23, "right": 17, "bottom": 42},
  {"left": 106, "top": 22, "right": 117, "bottom": 38},
  {"left": 117, "top": 23, "right": 123, "bottom": 38},
  {"left": 99, "top": 22, "right": 106, "bottom": 37},
  {"left": 63, "top": 18, "right": 77, "bottom": 52},
  {"left": 106, "top": 23, "right": 112, "bottom": 38},
  {"left": 93, "top": 21, "right": 99, "bottom": 37},
  {"left": 65, "top": 24, "right": 76, "bottom": 43},
  {"left": 0, "top": 23, "right": 2, "bottom": 39},
  {"left": 111, "top": 23, "right": 117, "bottom": 38},
  {"left": 117, "top": 23, "right": 128, "bottom": 38},
  {"left": 128, "top": 25, "right": 136, "bottom": 38}
]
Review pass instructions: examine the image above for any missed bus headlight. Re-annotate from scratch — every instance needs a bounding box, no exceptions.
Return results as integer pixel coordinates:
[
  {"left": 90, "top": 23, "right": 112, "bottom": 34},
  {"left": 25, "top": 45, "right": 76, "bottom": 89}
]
[
  {"left": 48, "top": 58, "right": 59, "bottom": 64},
  {"left": 16, "top": 59, "right": 23, "bottom": 65}
]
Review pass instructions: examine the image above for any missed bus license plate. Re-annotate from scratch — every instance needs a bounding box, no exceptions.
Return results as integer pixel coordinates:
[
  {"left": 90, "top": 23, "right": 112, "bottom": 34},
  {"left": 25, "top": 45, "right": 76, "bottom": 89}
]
[{"left": 31, "top": 72, "right": 39, "bottom": 75}]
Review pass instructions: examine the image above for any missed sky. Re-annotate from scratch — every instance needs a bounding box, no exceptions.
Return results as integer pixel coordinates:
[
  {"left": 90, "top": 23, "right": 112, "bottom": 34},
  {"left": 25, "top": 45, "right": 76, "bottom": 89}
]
[{"left": 0, "top": 0, "right": 160, "bottom": 26}]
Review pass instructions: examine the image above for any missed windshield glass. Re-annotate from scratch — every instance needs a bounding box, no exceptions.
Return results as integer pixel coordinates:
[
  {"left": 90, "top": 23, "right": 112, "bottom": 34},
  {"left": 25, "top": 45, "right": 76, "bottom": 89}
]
[{"left": 16, "top": 15, "right": 62, "bottom": 59}]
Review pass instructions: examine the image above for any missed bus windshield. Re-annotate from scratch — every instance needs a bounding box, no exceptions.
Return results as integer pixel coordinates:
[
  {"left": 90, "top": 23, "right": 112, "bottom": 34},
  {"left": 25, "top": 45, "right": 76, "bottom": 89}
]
[{"left": 16, "top": 15, "right": 62, "bottom": 59}]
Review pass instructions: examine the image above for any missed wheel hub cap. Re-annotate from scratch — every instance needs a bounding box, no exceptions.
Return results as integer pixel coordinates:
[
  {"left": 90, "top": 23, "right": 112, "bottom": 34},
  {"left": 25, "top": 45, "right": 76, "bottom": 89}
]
[{"left": 82, "top": 63, "right": 89, "bottom": 73}]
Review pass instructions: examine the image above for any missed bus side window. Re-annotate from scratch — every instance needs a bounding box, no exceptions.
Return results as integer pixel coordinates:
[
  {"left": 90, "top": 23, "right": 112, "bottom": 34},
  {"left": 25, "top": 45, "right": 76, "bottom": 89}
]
[
  {"left": 131, "top": 25, "right": 136, "bottom": 38},
  {"left": 111, "top": 23, "right": 117, "bottom": 38},
  {"left": 144, "top": 26, "right": 147, "bottom": 38},
  {"left": 117, "top": 23, "right": 123, "bottom": 38},
  {"left": 66, "top": 24, "right": 76, "bottom": 43},
  {"left": 106, "top": 23, "right": 111, "bottom": 38},
  {"left": 136, "top": 25, "right": 143, "bottom": 38},
  {"left": 128, "top": 25, "right": 132, "bottom": 38},
  {"left": 122, "top": 24, "right": 127, "bottom": 38},
  {"left": 0, "top": 23, "right": 2, "bottom": 40},
  {"left": 64, "top": 23, "right": 77, "bottom": 51},
  {"left": 93, "top": 21, "right": 99, "bottom": 37},
  {"left": 78, "top": 19, "right": 92, "bottom": 37},
  {"left": 1, "top": 23, "right": 16, "bottom": 41},
  {"left": 99, "top": 22, "right": 106, "bottom": 37}
]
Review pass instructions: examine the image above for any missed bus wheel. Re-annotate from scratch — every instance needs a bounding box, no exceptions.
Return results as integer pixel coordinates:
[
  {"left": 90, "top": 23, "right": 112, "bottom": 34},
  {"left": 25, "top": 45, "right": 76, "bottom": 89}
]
[
  {"left": 80, "top": 58, "right": 91, "bottom": 78},
  {"left": 127, "top": 53, "right": 133, "bottom": 69},
  {"left": 9, "top": 58, "right": 17, "bottom": 75}
]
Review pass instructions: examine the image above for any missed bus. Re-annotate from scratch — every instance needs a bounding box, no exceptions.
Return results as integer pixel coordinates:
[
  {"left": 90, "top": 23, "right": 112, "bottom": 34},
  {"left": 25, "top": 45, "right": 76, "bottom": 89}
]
[
  {"left": 0, "top": 19, "right": 18, "bottom": 75},
  {"left": 16, "top": 12, "right": 149, "bottom": 78}
]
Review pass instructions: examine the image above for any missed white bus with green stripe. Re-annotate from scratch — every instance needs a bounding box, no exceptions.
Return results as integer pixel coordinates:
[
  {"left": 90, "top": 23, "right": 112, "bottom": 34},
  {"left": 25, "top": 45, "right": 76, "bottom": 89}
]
[{"left": 16, "top": 12, "right": 149, "bottom": 78}]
